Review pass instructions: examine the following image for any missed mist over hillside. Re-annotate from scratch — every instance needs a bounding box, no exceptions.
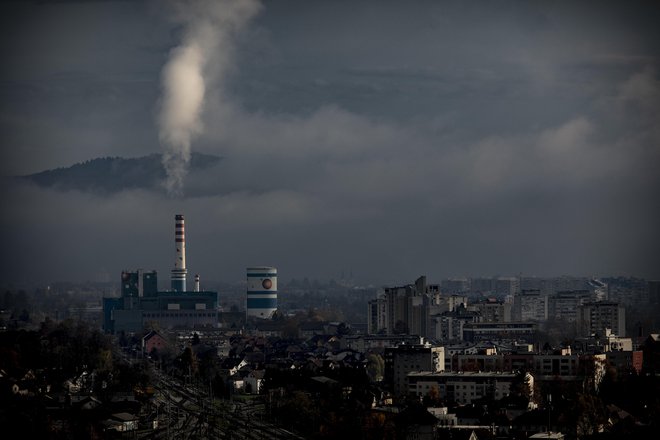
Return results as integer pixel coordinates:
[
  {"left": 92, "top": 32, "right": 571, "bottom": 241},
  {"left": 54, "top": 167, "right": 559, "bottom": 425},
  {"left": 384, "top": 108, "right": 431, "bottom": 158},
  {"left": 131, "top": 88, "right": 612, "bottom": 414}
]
[{"left": 20, "top": 153, "right": 222, "bottom": 196}]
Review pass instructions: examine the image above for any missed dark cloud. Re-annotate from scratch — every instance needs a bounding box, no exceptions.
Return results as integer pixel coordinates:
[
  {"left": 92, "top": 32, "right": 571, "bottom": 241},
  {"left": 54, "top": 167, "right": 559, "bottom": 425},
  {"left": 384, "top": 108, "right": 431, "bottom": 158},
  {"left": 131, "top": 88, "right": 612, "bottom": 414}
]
[{"left": 1, "top": 0, "right": 659, "bottom": 285}]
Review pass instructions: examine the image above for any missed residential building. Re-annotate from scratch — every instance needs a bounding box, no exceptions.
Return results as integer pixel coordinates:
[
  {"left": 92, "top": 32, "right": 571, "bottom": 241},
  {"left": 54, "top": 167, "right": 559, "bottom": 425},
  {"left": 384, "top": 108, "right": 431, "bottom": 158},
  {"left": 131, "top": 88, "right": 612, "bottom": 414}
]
[
  {"left": 470, "top": 299, "right": 512, "bottom": 323},
  {"left": 649, "top": 280, "right": 660, "bottom": 305},
  {"left": 384, "top": 344, "right": 445, "bottom": 396},
  {"left": 367, "top": 296, "right": 387, "bottom": 335},
  {"left": 142, "top": 330, "right": 168, "bottom": 355},
  {"left": 606, "top": 351, "right": 643, "bottom": 374},
  {"left": 441, "top": 278, "right": 470, "bottom": 294},
  {"left": 576, "top": 302, "right": 626, "bottom": 337},
  {"left": 430, "top": 306, "right": 480, "bottom": 342},
  {"left": 407, "top": 371, "right": 530, "bottom": 404},
  {"left": 470, "top": 278, "right": 495, "bottom": 295},
  {"left": 453, "top": 351, "right": 505, "bottom": 372},
  {"left": 462, "top": 322, "right": 536, "bottom": 343},
  {"left": 368, "top": 276, "right": 435, "bottom": 337},
  {"left": 549, "top": 290, "right": 592, "bottom": 322},
  {"left": 513, "top": 290, "right": 548, "bottom": 322},
  {"left": 496, "top": 277, "right": 520, "bottom": 296},
  {"left": 533, "top": 349, "right": 580, "bottom": 377}
]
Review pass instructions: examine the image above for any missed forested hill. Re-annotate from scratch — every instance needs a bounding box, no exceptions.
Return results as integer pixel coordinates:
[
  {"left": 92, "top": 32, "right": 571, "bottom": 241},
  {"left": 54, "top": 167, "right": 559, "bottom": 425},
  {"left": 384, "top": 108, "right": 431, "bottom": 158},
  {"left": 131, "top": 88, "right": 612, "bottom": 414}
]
[{"left": 20, "top": 153, "right": 222, "bottom": 195}]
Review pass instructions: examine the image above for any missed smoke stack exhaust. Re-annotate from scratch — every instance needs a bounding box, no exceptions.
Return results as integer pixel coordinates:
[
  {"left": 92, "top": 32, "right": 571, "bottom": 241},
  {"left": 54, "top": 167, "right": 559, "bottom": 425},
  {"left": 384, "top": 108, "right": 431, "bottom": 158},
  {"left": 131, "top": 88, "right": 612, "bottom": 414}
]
[
  {"left": 194, "top": 274, "right": 200, "bottom": 292},
  {"left": 158, "top": 0, "right": 262, "bottom": 196},
  {"left": 171, "top": 214, "right": 188, "bottom": 291}
]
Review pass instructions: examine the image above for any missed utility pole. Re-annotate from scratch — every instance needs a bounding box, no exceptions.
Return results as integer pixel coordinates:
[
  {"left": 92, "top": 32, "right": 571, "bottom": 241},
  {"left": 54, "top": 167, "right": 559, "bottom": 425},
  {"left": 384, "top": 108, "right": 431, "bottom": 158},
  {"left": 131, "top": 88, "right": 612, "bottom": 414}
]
[{"left": 547, "top": 393, "right": 552, "bottom": 434}]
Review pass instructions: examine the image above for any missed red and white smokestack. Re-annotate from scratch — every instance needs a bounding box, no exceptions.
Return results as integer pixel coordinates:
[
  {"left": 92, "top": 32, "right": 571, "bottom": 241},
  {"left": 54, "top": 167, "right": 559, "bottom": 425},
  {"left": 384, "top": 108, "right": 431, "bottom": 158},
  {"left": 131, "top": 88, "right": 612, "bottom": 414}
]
[
  {"left": 194, "top": 274, "right": 200, "bottom": 292},
  {"left": 171, "top": 214, "right": 188, "bottom": 291}
]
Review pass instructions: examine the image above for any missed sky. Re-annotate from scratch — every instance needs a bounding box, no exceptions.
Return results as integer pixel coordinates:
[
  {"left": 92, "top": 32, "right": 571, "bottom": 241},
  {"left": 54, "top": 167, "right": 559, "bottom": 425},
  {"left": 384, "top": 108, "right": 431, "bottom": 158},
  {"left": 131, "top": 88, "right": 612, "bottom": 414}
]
[{"left": 1, "top": 0, "right": 659, "bottom": 286}]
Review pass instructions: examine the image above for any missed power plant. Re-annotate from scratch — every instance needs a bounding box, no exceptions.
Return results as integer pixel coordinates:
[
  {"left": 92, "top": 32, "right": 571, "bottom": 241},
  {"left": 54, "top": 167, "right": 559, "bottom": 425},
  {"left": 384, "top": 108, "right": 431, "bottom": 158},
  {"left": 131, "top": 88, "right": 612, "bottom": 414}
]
[
  {"left": 103, "top": 214, "right": 218, "bottom": 334},
  {"left": 103, "top": 214, "right": 279, "bottom": 333}
]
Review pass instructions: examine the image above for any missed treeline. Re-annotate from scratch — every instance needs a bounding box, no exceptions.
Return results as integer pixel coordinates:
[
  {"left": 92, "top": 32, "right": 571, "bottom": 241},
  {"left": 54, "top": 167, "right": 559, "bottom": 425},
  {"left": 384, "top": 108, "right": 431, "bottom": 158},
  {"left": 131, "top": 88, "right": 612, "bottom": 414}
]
[
  {"left": 0, "top": 319, "right": 153, "bottom": 396},
  {"left": 0, "top": 288, "right": 98, "bottom": 329}
]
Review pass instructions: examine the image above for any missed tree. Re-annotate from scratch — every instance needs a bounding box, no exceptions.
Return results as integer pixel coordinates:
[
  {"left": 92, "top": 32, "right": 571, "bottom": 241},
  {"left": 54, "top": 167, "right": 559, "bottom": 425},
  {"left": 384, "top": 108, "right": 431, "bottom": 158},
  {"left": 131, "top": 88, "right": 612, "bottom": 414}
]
[
  {"left": 367, "top": 354, "right": 384, "bottom": 382},
  {"left": 18, "top": 309, "right": 30, "bottom": 323},
  {"left": 423, "top": 385, "right": 442, "bottom": 407},
  {"left": 178, "top": 346, "right": 198, "bottom": 378},
  {"left": 274, "top": 391, "right": 321, "bottom": 435}
]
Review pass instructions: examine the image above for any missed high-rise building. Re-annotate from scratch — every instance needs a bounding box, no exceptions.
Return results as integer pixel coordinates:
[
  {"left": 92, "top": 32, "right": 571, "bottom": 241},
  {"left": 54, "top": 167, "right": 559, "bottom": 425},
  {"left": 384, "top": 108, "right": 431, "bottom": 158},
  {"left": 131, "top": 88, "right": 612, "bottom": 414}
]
[
  {"left": 429, "top": 304, "right": 480, "bottom": 342},
  {"left": 550, "top": 290, "right": 592, "bottom": 322},
  {"left": 495, "top": 277, "right": 520, "bottom": 296},
  {"left": 649, "top": 280, "right": 660, "bottom": 305},
  {"left": 577, "top": 302, "right": 626, "bottom": 337},
  {"left": 384, "top": 344, "right": 445, "bottom": 397},
  {"left": 367, "top": 296, "right": 388, "bottom": 335},
  {"left": 441, "top": 278, "right": 470, "bottom": 294},
  {"left": 368, "top": 276, "right": 433, "bottom": 336},
  {"left": 470, "top": 299, "right": 512, "bottom": 323},
  {"left": 513, "top": 289, "right": 548, "bottom": 322},
  {"left": 470, "top": 277, "right": 495, "bottom": 294},
  {"left": 246, "top": 267, "right": 278, "bottom": 319}
]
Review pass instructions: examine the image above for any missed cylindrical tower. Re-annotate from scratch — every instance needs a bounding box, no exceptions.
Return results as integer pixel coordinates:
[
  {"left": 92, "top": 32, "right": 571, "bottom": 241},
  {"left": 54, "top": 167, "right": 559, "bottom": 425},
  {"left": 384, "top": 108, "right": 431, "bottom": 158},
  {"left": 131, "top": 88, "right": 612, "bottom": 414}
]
[
  {"left": 194, "top": 274, "right": 200, "bottom": 292},
  {"left": 246, "top": 267, "right": 277, "bottom": 319},
  {"left": 170, "top": 214, "right": 188, "bottom": 291}
]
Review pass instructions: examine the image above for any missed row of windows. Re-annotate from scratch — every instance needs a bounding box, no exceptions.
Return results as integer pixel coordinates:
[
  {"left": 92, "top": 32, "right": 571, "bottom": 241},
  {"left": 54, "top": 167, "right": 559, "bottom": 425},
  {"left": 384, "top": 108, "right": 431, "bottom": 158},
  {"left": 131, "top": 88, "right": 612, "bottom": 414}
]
[{"left": 143, "top": 312, "right": 216, "bottom": 318}]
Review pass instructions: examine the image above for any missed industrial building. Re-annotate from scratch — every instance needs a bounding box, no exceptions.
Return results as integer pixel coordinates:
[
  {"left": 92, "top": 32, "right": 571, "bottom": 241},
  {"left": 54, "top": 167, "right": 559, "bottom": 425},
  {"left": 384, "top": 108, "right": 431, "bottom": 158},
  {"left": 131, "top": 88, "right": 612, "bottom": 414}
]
[
  {"left": 103, "top": 215, "right": 218, "bottom": 334},
  {"left": 246, "top": 266, "right": 278, "bottom": 319}
]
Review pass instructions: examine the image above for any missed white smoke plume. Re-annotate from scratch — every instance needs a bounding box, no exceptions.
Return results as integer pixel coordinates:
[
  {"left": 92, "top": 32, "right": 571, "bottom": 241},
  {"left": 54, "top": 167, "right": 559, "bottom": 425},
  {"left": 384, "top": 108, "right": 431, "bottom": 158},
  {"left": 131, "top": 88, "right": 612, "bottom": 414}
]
[{"left": 158, "top": 0, "right": 261, "bottom": 196}]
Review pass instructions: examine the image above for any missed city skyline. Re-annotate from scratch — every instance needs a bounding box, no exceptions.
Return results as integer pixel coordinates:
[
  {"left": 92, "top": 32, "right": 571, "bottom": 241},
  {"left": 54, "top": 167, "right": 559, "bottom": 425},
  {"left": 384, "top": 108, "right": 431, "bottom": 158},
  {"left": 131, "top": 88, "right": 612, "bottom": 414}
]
[{"left": 1, "top": 0, "right": 659, "bottom": 284}]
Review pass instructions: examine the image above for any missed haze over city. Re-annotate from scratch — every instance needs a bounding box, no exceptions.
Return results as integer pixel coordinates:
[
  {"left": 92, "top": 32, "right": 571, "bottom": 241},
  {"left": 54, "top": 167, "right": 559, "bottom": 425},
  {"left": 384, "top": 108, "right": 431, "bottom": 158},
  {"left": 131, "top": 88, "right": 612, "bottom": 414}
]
[{"left": 1, "top": 0, "right": 659, "bottom": 285}]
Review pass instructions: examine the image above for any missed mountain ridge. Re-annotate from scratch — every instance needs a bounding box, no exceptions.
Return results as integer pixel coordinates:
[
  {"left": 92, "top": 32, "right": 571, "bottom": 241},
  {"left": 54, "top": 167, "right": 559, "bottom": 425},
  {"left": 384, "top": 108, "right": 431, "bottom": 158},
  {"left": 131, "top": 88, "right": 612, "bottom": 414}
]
[{"left": 20, "top": 152, "right": 222, "bottom": 195}]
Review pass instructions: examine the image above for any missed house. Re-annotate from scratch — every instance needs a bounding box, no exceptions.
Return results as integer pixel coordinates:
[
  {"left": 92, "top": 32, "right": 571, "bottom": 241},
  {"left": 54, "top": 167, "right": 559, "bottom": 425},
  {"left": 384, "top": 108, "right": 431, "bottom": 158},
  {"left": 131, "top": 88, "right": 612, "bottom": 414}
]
[
  {"left": 299, "top": 322, "right": 326, "bottom": 339},
  {"left": 142, "top": 330, "right": 168, "bottom": 355},
  {"left": 396, "top": 406, "right": 439, "bottom": 440},
  {"left": 529, "top": 433, "right": 565, "bottom": 439},
  {"left": 76, "top": 395, "right": 102, "bottom": 411},
  {"left": 244, "top": 370, "right": 265, "bottom": 394},
  {"left": 105, "top": 412, "right": 139, "bottom": 432},
  {"left": 436, "top": 430, "right": 480, "bottom": 440}
]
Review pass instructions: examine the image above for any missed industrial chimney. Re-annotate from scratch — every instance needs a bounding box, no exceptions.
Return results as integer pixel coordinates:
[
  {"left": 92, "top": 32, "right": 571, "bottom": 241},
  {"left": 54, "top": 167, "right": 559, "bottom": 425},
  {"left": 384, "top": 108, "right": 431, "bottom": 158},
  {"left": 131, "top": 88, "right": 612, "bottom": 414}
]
[
  {"left": 171, "top": 214, "right": 188, "bottom": 291},
  {"left": 194, "top": 274, "right": 200, "bottom": 292}
]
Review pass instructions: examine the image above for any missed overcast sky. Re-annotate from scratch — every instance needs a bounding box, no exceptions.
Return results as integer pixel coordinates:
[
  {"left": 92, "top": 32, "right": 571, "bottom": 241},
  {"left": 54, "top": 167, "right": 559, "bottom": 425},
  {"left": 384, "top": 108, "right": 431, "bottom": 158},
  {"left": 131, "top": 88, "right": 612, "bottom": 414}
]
[{"left": 1, "top": 0, "right": 659, "bottom": 286}]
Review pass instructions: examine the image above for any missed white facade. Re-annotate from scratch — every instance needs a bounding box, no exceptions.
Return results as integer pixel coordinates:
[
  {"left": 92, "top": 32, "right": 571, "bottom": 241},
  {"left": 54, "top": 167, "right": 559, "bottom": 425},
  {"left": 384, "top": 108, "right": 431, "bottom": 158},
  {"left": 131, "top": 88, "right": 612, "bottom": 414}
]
[
  {"left": 408, "top": 371, "right": 530, "bottom": 404},
  {"left": 385, "top": 344, "right": 445, "bottom": 396},
  {"left": 514, "top": 290, "right": 548, "bottom": 322}
]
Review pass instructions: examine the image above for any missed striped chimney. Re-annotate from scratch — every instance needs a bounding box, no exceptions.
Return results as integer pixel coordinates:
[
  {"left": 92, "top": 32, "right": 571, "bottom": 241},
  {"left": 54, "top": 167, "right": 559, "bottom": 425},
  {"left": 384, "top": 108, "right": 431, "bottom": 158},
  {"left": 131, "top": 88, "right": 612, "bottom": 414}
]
[{"left": 171, "top": 214, "right": 188, "bottom": 291}]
